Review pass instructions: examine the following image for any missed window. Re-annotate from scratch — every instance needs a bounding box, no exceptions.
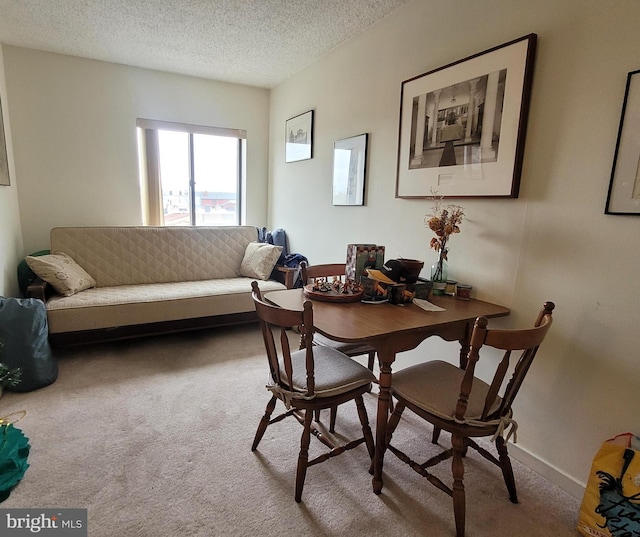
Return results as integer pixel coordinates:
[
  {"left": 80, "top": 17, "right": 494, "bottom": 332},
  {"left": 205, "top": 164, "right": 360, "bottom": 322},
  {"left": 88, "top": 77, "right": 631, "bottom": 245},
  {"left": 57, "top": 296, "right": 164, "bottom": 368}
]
[{"left": 137, "top": 119, "right": 246, "bottom": 226}]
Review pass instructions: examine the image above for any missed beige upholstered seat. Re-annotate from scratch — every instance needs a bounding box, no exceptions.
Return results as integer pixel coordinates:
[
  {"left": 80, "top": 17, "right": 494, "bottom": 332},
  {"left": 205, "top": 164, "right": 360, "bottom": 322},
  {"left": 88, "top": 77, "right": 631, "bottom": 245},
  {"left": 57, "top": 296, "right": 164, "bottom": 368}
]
[
  {"left": 390, "top": 360, "right": 501, "bottom": 422},
  {"left": 311, "top": 332, "right": 375, "bottom": 360},
  {"left": 386, "top": 302, "right": 555, "bottom": 537},
  {"left": 251, "top": 281, "right": 375, "bottom": 503},
  {"left": 276, "top": 345, "right": 375, "bottom": 398}
]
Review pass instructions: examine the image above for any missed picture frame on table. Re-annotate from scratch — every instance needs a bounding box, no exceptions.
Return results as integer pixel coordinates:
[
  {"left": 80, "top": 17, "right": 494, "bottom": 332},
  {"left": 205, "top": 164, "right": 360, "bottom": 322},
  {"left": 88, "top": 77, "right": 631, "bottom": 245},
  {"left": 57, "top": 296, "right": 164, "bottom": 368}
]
[
  {"left": 332, "top": 133, "right": 368, "bottom": 206},
  {"left": 0, "top": 94, "right": 10, "bottom": 186},
  {"left": 285, "top": 110, "right": 314, "bottom": 163},
  {"left": 395, "top": 34, "right": 537, "bottom": 199},
  {"left": 605, "top": 69, "right": 640, "bottom": 215}
]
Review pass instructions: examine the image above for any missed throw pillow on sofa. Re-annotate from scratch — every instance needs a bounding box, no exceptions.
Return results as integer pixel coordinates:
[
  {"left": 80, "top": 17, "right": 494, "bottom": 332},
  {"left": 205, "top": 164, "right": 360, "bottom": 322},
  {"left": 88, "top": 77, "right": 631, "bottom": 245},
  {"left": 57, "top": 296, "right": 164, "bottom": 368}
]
[
  {"left": 25, "top": 252, "right": 96, "bottom": 297},
  {"left": 240, "top": 242, "right": 282, "bottom": 280}
]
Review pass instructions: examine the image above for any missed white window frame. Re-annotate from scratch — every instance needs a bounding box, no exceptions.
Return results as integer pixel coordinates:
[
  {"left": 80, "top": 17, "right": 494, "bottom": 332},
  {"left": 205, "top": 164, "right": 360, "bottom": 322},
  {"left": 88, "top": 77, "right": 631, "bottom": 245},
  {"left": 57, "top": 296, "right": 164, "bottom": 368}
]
[{"left": 137, "top": 118, "right": 247, "bottom": 226}]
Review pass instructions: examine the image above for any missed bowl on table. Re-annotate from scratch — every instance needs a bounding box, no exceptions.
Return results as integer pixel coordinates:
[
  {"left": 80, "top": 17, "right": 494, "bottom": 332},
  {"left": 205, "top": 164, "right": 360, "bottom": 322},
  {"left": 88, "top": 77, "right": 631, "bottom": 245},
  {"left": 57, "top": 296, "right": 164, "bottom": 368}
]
[{"left": 398, "top": 258, "right": 424, "bottom": 283}]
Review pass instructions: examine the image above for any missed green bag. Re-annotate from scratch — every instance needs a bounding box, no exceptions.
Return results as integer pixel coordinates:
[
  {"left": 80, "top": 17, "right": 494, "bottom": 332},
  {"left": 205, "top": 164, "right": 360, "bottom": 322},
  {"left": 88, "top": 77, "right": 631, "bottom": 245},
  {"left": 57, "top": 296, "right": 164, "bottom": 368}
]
[{"left": 0, "top": 417, "right": 30, "bottom": 503}]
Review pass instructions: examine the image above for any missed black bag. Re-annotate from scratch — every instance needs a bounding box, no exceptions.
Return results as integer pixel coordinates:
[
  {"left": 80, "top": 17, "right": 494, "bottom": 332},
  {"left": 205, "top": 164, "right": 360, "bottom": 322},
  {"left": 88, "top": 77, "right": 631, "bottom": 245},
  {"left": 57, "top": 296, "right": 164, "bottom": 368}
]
[
  {"left": 0, "top": 297, "right": 58, "bottom": 392},
  {"left": 257, "top": 227, "right": 290, "bottom": 265},
  {"left": 16, "top": 250, "right": 50, "bottom": 297}
]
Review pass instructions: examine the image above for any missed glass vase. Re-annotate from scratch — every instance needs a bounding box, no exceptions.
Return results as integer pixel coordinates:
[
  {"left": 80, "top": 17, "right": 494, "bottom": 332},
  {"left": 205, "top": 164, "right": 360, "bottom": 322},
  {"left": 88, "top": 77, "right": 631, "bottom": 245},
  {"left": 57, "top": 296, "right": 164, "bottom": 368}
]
[{"left": 430, "top": 258, "right": 448, "bottom": 295}]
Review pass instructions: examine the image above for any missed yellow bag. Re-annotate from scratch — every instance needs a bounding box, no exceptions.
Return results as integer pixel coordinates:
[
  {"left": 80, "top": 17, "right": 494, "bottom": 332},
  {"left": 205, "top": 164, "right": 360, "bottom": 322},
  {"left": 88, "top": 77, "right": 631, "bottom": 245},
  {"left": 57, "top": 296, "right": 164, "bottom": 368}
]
[{"left": 577, "top": 433, "right": 640, "bottom": 537}]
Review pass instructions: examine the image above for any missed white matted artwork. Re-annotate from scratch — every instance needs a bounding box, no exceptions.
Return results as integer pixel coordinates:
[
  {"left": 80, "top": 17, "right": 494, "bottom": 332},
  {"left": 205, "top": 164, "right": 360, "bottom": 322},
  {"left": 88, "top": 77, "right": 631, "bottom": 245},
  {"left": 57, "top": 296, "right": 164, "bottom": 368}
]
[
  {"left": 395, "top": 34, "right": 537, "bottom": 199},
  {"left": 605, "top": 69, "right": 640, "bottom": 215},
  {"left": 285, "top": 110, "right": 313, "bottom": 163},
  {"left": 332, "top": 133, "right": 368, "bottom": 206}
]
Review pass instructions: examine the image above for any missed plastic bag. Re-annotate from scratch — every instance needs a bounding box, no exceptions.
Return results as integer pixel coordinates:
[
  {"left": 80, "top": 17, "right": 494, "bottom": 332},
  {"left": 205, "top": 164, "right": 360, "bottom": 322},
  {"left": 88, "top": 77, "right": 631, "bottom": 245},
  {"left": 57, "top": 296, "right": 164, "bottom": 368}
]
[
  {"left": 577, "top": 432, "right": 640, "bottom": 537},
  {"left": 0, "top": 297, "right": 58, "bottom": 392}
]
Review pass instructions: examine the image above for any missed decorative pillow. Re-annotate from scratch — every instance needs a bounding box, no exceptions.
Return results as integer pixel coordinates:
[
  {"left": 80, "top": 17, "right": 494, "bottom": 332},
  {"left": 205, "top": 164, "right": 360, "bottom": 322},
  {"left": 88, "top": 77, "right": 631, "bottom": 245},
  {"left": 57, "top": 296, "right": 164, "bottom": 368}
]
[
  {"left": 239, "top": 242, "right": 283, "bottom": 280},
  {"left": 25, "top": 252, "right": 96, "bottom": 297}
]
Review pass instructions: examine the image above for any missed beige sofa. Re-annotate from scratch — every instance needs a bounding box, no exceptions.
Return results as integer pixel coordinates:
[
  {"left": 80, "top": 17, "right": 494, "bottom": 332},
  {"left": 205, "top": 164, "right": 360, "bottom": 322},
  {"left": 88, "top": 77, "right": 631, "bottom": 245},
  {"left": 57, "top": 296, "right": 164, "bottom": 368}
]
[{"left": 27, "top": 226, "right": 294, "bottom": 345}]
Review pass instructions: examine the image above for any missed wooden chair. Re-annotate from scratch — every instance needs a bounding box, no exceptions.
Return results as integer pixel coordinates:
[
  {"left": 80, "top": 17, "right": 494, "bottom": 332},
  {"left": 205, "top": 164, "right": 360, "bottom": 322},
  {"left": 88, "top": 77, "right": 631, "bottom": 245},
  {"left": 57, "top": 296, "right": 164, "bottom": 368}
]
[
  {"left": 300, "top": 261, "right": 378, "bottom": 431},
  {"left": 385, "top": 301, "right": 555, "bottom": 537},
  {"left": 300, "top": 262, "right": 377, "bottom": 371},
  {"left": 250, "top": 281, "right": 376, "bottom": 502}
]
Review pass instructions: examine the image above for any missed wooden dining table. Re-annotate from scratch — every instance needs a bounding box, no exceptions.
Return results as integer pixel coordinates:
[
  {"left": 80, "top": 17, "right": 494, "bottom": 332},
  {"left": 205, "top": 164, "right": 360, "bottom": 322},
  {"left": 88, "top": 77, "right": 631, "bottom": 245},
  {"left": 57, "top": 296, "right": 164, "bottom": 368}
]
[{"left": 263, "top": 288, "right": 510, "bottom": 495}]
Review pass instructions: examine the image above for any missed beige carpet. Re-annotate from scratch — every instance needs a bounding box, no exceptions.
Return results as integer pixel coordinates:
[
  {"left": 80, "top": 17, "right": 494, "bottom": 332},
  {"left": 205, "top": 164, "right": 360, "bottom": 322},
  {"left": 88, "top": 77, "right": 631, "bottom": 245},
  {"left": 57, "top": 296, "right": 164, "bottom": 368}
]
[{"left": 1, "top": 324, "right": 580, "bottom": 536}]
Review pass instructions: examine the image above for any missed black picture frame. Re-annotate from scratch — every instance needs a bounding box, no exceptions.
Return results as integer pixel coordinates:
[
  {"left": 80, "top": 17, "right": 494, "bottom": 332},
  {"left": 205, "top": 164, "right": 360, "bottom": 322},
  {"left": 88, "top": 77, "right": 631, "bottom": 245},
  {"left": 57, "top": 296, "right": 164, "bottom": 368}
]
[
  {"left": 395, "top": 34, "right": 537, "bottom": 199},
  {"left": 0, "top": 93, "right": 9, "bottom": 186},
  {"left": 605, "top": 69, "right": 640, "bottom": 215},
  {"left": 285, "top": 110, "right": 314, "bottom": 163}
]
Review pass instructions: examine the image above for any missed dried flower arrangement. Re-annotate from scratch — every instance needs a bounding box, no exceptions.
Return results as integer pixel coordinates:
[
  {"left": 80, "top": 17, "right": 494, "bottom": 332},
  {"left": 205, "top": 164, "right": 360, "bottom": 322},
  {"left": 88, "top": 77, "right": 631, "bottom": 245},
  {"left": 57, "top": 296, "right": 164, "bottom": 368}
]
[{"left": 425, "top": 194, "right": 465, "bottom": 281}]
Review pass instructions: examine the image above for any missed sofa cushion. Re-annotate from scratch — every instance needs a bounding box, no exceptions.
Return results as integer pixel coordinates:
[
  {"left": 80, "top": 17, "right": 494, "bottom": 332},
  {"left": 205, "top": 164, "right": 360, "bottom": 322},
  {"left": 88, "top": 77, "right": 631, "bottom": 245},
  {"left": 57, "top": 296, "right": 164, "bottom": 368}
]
[
  {"left": 25, "top": 253, "right": 96, "bottom": 296},
  {"left": 239, "top": 242, "right": 282, "bottom": 280},
  {"left": 44, "top": 278, "right": 286, "bottom": 333},
  {"left": 50, "top": 226, "right": 258, "bottom": 287}
]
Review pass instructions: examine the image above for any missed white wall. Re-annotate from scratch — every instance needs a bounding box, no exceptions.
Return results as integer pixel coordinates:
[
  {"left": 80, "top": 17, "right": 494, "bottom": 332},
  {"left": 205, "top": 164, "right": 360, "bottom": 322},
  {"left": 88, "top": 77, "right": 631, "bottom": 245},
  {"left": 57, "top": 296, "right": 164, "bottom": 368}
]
[
  {"left": 3, "top": 47, "right": 271, "bottom": 254},
  {"left": 269, "top": 0, "right": 640, "bottom": 497},
  {"left": 0, "top": 44, "right": 23, "bottom": 296}
]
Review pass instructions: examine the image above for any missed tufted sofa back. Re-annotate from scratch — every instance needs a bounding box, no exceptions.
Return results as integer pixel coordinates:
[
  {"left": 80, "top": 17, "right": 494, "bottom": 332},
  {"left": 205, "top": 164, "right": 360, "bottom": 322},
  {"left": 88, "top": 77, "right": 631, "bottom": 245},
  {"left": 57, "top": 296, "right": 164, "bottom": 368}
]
[{"left": 50, "top": 226, "right": 258, "bottom": 288}]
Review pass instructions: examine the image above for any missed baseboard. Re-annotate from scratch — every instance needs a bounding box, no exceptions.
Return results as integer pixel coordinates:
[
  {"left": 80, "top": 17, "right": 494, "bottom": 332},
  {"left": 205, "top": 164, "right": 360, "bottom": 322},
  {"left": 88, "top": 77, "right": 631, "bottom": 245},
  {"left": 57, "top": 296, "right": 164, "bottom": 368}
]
[{"left": 509, "top": 442, "right": 586, "bottom": 500}]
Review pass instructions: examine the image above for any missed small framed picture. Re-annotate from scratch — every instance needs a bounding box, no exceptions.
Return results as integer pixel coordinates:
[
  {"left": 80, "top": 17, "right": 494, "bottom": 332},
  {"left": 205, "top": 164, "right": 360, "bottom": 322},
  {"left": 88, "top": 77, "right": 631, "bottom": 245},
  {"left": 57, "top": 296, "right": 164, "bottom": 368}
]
[
  {"left": 605, "top": 69, "right": 640, "bottom": 215},
  {"left": 285, "top": 110, "right": 314, "bottom": 163},
  {"left": 332, "top": 133, "right": 368, "bottom": 206}
]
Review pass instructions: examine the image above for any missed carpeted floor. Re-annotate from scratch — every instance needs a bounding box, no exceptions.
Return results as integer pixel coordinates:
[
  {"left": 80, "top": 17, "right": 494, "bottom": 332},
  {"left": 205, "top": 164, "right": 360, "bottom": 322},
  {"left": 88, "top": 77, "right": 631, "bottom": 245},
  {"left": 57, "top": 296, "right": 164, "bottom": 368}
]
[{"left": 1, "top": 324, "right": 580, "bottom": 536}]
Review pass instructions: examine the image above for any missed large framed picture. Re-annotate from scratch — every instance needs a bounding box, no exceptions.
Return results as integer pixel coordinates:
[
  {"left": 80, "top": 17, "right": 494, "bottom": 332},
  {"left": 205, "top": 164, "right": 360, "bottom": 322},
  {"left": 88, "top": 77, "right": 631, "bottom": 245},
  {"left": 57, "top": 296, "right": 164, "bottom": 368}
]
[
  {"left": 332, "top": 133, "right": 368, "bottom": 206},
  {"left": 605, "top": 69, "right": 640, "bottom": 215},
  {"left": 285, "top": 110, "right": 314, "bottom": 163},
  {"left": 395, "top": 34, "right": 537, "bottom": 199}
]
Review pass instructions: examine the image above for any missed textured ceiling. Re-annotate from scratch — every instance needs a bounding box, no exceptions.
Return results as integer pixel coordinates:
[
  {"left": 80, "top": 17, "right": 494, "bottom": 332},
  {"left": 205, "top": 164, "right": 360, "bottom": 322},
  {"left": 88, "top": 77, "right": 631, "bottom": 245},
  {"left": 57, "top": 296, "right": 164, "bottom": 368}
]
[{"left": 0, "top": 0, "right": 410, "bottom": 88}]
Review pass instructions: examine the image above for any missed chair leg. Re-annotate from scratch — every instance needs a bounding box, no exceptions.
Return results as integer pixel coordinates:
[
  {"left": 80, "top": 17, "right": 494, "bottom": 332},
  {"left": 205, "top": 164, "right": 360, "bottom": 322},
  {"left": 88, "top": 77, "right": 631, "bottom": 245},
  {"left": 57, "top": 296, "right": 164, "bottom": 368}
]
[
  {"left": 329, "top": 406, "right": 337, "bottom": 433},
  {"left": 451, "top": 433, "right": 466, "bottom": 537},
  {"left": 313, "top": 350, "right": 377, "bottom": 430},
  {"left": 313, "top": 407, "right": 337, "bottom": 433},
  {"left": 354, "top": 395, "right": 375, "bottom": 459},
  {"left": 252, "top": 396, "right": 277, "bottom": 451},
  {"left": 367, "top": 351, "right": 376, "bottom": 371},
  {"left": 295, "top": 409, "right": 313, "bottom": 502},
  {"left": 432, "top": 426, "right": 442, "bottom": 444},
  {"left": 496, "top": 435, "right": 518, "bottom": 503},
  {"left": 385, "top": 399, "right": 405, "bottom": 444}
]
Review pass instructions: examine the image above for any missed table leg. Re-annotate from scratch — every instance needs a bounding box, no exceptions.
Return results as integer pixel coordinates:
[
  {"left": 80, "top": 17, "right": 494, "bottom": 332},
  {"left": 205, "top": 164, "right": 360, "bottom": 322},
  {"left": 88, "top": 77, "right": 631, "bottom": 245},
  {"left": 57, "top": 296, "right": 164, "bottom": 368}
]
[{"left": 372, "top": 353, "right": 393, "bottom": 494}]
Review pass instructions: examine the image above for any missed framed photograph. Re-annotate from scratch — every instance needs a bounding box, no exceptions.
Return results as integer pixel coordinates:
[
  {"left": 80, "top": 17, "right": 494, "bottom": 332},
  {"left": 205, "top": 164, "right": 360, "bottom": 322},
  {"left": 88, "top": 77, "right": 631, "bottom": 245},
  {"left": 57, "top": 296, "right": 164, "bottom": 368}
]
[
  {"left": 396, "top": 34, "right": 537, "bottom": 199},
  {"left": 605, "top": 69, "right": 640, "bottom": 215},
  {"left": 0, "top": 94, "right": 9, "bottom": 186},
  {"left": 333, "top": 133, "right": 368, "bottom": 206},
  {"left": 285, "top": 110, "right": 313, "bottom": 163}
]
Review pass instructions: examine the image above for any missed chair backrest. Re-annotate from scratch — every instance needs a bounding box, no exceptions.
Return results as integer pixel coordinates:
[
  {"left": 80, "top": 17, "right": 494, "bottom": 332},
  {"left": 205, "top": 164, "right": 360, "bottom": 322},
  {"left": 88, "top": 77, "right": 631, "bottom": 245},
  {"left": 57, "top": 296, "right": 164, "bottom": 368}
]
[
  {"left": 300, "top": 261, "right": 348, "bottom": 286},
  {"left": 456, "top": 301, "right": 555, "bottom": 423},
  {"left": 251, "top": 281, "right": 317, "bottom": 398}
]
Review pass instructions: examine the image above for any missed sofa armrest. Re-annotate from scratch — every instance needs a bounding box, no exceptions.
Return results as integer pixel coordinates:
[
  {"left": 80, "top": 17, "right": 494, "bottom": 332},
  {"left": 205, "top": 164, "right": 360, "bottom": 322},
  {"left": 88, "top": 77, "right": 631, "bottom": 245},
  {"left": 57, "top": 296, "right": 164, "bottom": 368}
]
[
  {"left": 272, "top": 266, "right": 299, "bottom": 289},
  {"left": 27, "top": 277, "right": 49, "bottom": 302}
]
